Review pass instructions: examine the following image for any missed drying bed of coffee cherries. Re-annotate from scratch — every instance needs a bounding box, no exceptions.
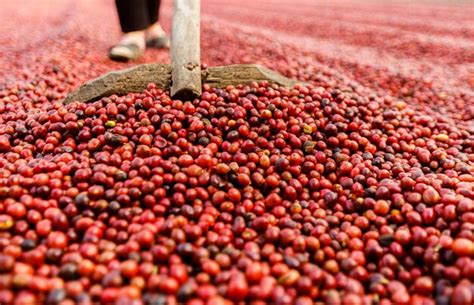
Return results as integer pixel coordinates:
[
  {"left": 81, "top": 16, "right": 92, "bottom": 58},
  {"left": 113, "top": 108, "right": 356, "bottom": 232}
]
[{"left": 0, "top": 0, "right": 473, "bottom": 304}]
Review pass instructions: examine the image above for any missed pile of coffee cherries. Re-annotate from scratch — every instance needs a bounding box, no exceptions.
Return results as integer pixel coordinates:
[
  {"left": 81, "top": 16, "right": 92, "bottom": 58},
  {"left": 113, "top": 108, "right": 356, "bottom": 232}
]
[{"left": 0, "top": 80, "right": 473, "bottom": 305}]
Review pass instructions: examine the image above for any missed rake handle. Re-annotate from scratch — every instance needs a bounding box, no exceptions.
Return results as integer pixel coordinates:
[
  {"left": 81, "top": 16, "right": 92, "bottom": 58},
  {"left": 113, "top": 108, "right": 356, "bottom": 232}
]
[{"left": 170, "top": 0, "right": 201, "bottom": 100}]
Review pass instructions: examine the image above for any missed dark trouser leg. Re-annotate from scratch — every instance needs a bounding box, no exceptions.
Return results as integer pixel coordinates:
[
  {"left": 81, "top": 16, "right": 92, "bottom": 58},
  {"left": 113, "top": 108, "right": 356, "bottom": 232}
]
[
  {"left": 115, "top": 0, "right": 151, "bottom": 33},
  {"left": 147, "top": 0, "right": 161, "bottom": 24}
]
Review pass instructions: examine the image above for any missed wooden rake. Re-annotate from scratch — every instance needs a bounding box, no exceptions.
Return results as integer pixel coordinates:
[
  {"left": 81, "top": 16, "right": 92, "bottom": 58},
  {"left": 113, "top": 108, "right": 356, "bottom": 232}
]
[{"left": 63, "top": 0, "right": 298, "bottom": 104}]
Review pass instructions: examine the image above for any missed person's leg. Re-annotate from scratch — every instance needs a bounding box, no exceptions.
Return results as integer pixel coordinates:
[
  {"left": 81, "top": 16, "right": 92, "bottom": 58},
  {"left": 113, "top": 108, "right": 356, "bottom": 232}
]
[
  {"left": 110, "top": 0, "right": 151, "bottom": 60},
  {"left": 145, "top": 0, "right": 170, "bottom": 48},
  {"left": 147, "top": 0, "right": 161, "bottom": 25},
  {"left": 116, "top": 0, "right": 151, "bottom": 33}
]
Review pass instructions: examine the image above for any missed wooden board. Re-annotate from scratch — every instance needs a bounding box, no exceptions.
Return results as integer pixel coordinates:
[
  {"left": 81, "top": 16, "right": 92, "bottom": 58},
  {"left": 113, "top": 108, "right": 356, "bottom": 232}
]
[
  {"left": 63, "top": 64, "right": 171, "bottom": 105},
  {"left": 204, "top": 64, "right": 299, "bottom": 89},
  {"left": 63, "top": 64, "right": 300, "bottom": 104}
]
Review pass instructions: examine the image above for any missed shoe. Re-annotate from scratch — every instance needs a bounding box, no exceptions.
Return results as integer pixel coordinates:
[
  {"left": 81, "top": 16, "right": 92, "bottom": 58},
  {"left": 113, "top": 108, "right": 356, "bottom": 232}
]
[
  {"left": 109, "top": 43, "right": 143, "bottom": 61},
  {"left": 146, "top": 34, "right": 170, "bottom": 49}
]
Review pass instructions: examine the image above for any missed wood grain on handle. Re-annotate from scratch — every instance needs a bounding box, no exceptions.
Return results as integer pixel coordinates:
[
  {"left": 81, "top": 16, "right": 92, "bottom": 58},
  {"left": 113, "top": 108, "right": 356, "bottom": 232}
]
[{"left": 170, "top": 0, "right": 201, "bottom": 100}]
